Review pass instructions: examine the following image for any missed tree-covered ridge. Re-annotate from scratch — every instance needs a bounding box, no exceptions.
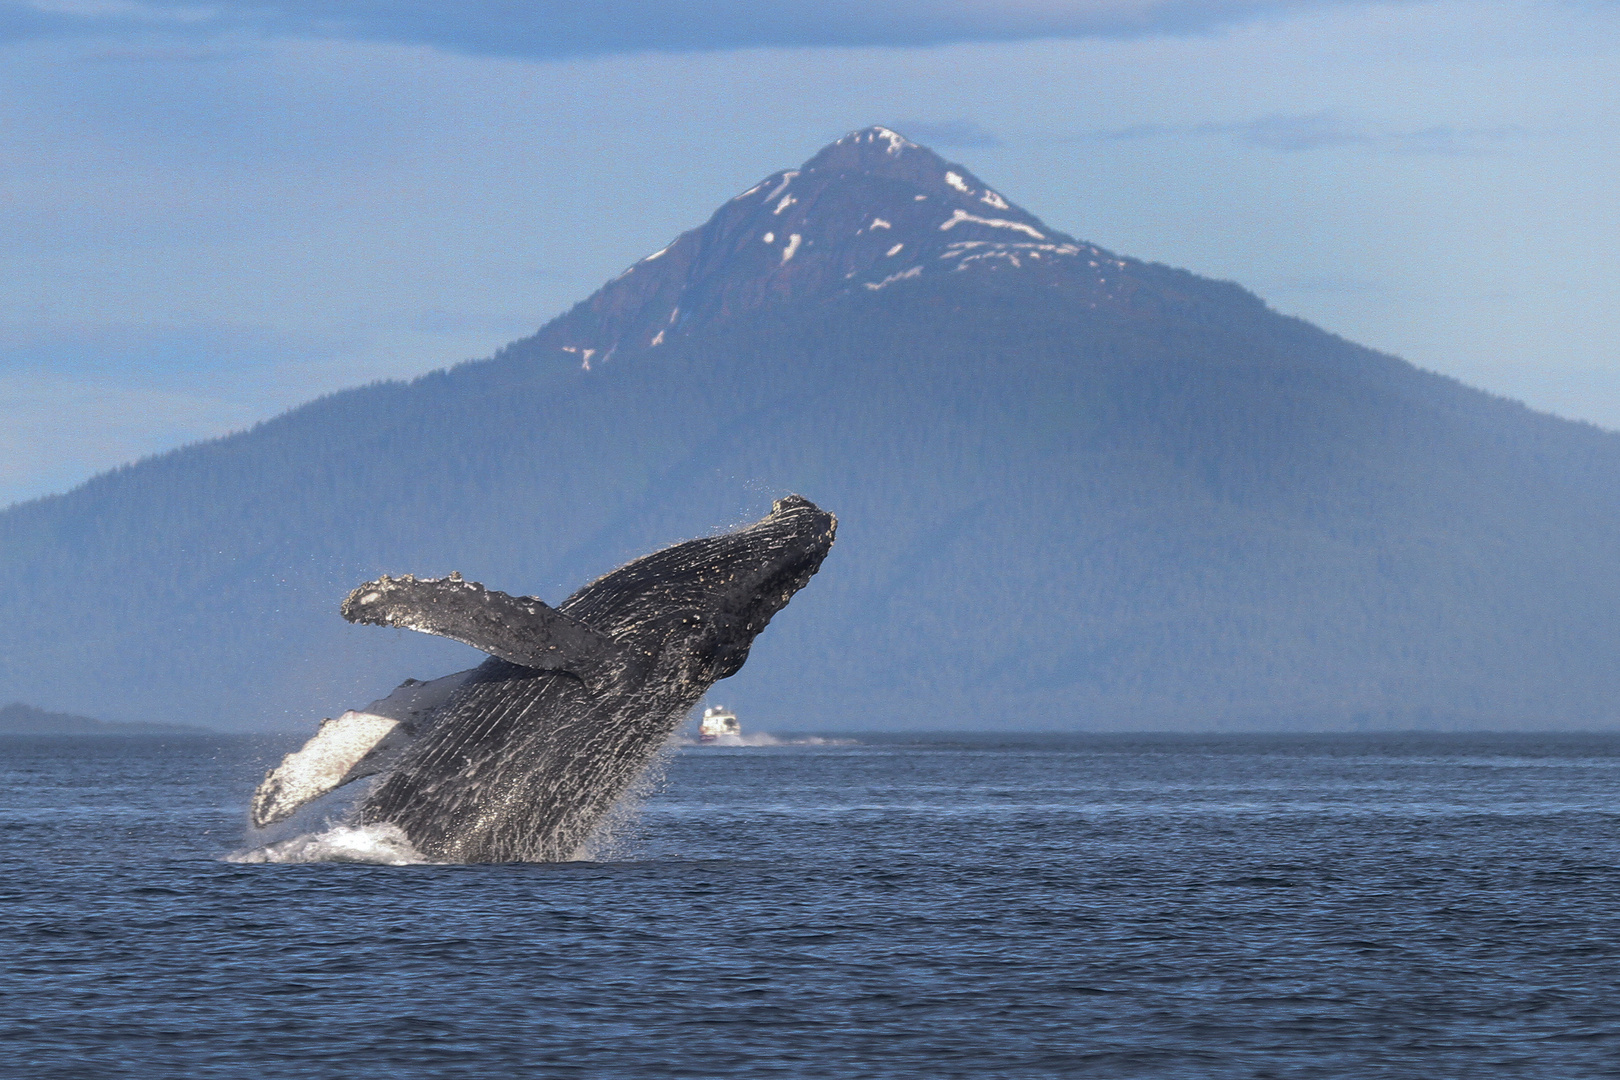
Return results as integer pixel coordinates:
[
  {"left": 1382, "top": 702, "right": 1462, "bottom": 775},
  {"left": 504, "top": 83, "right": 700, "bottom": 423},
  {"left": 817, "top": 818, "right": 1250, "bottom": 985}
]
[{"left": 4, "top": 264, "right": 1617, "bottom": 731}]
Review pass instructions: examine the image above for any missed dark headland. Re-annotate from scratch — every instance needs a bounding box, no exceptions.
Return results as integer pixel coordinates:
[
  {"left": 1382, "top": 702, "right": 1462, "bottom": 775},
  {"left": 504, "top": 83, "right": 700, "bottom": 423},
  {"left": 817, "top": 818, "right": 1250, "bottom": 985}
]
[{"left": 3, "top": 127, "right": 1618, "bottom": 732}]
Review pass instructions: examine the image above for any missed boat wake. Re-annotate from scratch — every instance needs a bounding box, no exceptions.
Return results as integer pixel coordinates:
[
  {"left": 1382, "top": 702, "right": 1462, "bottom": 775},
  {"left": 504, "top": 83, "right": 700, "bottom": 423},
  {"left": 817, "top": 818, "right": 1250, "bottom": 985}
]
[
  {"left": 679, "top": 733, "right": 858, "bottom": 747},
  {"left": 228, "top": 822, "right": 432, "bottom": 865}
]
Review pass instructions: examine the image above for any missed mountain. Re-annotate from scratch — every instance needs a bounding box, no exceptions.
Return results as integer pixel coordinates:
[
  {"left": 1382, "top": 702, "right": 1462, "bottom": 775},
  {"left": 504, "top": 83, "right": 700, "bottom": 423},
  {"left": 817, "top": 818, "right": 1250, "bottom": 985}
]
[
  {"left": 0, "top": 702, "right": 200, "bottom": 735},
  {"left": 535, "top": 125, "right": 1110, "bottom": 361},
  {"left": 4, "top": 126, "right": 1620, "bottom": 732}
]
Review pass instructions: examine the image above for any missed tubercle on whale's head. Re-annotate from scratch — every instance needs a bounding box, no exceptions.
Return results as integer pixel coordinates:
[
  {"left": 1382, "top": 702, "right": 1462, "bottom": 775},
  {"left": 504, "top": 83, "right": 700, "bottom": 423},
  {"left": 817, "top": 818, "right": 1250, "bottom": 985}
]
[{"left": 559, "top": 494, "right": 836, "bottom": 683}]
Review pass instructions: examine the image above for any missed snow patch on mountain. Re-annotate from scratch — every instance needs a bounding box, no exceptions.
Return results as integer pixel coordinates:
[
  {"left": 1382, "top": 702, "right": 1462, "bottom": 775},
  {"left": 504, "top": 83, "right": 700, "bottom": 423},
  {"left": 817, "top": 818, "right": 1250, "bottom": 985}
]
[
  {"left": 765, "top": 172, "right": 798, "bottom": 201},
  {"left": 846, "top": 125, "right": 914, "bottom": 155},
  {"left": 939, "top": 209, "right": 1046, "bottom": 240},
  {"left": 941, "top": 240, "right": 1081, "bottom": 259},
  {"left": 865, "top": 266, "right": 922, "bottom": 290}
]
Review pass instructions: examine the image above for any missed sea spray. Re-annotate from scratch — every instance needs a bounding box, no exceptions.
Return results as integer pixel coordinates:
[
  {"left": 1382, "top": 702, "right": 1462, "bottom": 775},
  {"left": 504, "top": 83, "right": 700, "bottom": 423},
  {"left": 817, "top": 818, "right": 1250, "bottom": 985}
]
[{"left": 573, "top": 730, "right": 681, "bottom": 861}]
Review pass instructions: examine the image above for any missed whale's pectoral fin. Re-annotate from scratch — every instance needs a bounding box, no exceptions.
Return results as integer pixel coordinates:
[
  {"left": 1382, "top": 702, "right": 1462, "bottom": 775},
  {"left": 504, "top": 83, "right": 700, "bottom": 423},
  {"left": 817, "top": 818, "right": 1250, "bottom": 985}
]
[
  {"left": 250, "top": 669, "right": 473, "bottom": 828},
  {"left": 341, "top": 573, "right": 622, "bottom": 687},
  {"left": 251, "top": 709, "right": 409, "bottom": 828}
]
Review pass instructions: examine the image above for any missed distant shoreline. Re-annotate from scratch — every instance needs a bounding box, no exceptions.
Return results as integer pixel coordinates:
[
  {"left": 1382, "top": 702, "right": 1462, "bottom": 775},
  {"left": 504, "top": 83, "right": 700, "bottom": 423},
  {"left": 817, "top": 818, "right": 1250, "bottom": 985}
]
[{"left": 0, "top": 702, "right": 205, "bottom": 736}]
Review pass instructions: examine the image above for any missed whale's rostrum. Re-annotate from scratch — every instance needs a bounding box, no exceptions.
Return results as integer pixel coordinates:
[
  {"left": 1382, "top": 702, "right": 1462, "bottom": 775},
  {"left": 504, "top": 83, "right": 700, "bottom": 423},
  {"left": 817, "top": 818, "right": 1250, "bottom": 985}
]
[{"left": 251, "top": 495, "right": 836, "bottom": 862}]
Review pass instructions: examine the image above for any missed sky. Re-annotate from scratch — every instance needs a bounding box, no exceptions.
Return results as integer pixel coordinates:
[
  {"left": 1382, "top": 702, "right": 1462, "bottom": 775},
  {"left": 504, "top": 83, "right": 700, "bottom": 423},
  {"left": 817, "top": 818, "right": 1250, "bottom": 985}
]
[{"left": 3, "top": 0, "right": 1618, "bottom": 506}]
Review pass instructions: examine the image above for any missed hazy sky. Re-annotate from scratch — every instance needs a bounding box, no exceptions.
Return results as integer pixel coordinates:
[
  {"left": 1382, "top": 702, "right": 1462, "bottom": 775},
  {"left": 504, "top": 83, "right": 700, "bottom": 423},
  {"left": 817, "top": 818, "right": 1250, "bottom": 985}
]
[{"left": 3, "top": 0, "right": 1617, "bottom": 505}]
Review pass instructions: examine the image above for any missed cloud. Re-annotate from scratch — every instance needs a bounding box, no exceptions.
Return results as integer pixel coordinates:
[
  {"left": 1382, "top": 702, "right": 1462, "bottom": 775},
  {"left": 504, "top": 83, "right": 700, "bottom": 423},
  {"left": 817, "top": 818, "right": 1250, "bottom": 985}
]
[
  {"left": 1232, "top": 111, "right": 1365, "bottom": 151},
  {"left": 891, "top": 118, "right": 1003, "bottom": 148},
  {"left": 1086, "top": 112, "right": 1527, "bottom": 155},
  {"left": 2, "top": 1, "right": 1390, "bottom": 57}
]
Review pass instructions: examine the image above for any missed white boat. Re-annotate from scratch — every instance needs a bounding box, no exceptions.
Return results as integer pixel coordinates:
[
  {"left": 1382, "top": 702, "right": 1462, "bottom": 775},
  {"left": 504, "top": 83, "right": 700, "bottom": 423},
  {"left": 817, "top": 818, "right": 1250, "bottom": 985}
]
[{"left": 697, "top": 706, "right": 740, "bottom": 743}]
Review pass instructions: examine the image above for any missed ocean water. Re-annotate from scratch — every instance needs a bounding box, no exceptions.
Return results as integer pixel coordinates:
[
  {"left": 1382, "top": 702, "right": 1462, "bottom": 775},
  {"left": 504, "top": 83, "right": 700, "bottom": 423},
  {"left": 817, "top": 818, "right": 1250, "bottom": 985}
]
[{"left": 2, "top": 732, "right": 1618, "bottom": 1078}]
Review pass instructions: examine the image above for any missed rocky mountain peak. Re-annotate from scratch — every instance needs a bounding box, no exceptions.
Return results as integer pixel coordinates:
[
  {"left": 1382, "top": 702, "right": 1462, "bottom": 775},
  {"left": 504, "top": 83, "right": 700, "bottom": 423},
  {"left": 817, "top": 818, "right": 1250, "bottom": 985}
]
[{"left": 532, "top": 126, "right": 1132, "bottom": 369}]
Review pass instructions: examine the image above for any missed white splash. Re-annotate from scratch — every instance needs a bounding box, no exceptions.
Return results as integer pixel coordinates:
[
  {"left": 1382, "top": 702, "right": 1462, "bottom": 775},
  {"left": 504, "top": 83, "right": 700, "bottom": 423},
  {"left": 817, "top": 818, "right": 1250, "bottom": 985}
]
[
  {"left": 774, "top": 194, "right": 796, "bottom": 215},
  {"left": 870, "top": 217, "right": 892, "bottom": 230},
  {"left": 944, "top": 171, "right": 972, "bottom": 194},
  {"left": 781, "top": 233, "right": 801, "bottom": 262},
  {"left": 230, "top": 823, "right": 431, "bottom": 865},
  {"left": 886, "top": 243, "right": 904, "bottom": 257},
  {"left": 762, "top": 231, "right": 774, "bottom": 244},
  {"left": 981, "top": 190, "right": 1009, "bottom": 210},
  {"left": 650, "top": 330, "right": 665, "bottom": 346}
]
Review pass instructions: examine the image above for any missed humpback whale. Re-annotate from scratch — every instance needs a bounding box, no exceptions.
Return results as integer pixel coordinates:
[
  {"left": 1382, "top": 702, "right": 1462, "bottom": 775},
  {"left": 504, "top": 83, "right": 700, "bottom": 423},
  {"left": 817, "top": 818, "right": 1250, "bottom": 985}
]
[{"left": 251, "top": 495, "right": 836, "bottom": 862}]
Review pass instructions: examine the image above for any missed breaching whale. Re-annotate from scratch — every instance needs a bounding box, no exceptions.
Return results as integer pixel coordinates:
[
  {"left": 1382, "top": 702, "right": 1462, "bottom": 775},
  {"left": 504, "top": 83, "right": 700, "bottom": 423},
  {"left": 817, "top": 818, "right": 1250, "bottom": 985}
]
[{"left": 251, "top": 495, "right": 836, "bottom": 862}]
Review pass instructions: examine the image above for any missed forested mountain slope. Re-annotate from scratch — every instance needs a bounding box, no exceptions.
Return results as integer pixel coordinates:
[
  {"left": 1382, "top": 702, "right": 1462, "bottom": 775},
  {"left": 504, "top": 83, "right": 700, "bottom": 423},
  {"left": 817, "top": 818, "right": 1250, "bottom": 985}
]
[{"left": 4, "top": 128, "right": 1618, "bottom": 731}]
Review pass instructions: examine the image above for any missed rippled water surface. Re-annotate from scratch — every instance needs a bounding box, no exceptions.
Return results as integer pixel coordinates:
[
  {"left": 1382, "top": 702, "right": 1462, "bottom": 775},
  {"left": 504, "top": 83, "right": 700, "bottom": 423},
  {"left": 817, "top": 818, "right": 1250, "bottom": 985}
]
[{"left": 4, "top": 733, "right": 1619, "bottom": 1078}]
